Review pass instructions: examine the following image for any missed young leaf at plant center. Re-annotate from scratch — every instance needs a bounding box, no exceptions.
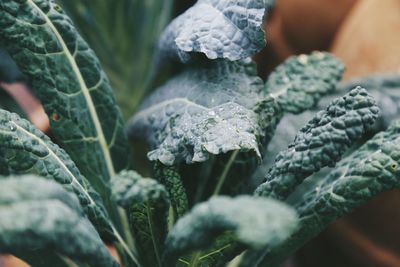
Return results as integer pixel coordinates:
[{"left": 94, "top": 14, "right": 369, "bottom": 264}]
[
  {"left": 154, "top": 163, "right": 189, "bottom": 220},
  {"left": 250, "top": 120, "right": 400, "bottom": 267},
  {"left": 128, "top": 59, "right": 278, "bottom": 166},
  {"left": 266, "top": 52, "right": 345, "bottom": 114},
  {"left": 255, "top": 87, "right": 380, "bottom": 200},
  {"left": 156, "top": 0, "right": 267, "bottom": 64},
  {"left": 0, "top": 0, "right": 130, "bottom": 198},
  {"left": 162, "top": 196, "right": 298, "bottom": 267},
  {"left": 0, "top": 175, "right": 118, "bottom": 267},
  {"left": 111, "top": 170, "right": 170, "bottom": 267},
  {"left": 0, "top": 109, "right": 114, "bottom": 239}
]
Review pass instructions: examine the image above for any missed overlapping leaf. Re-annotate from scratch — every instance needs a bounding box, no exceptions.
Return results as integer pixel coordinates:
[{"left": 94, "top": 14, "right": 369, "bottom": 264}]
[
  {"left": 0, "top": 175, "right": 118, "bottom": 267},
  {"left": 0, "top": 109, "right": 113, "bottom": 238},
  {"left": 0, "top": 0, "right": 129, "bottom": 196},
  {"left": 253, "top": 120, "right": 400, "bottom": 266},
  {"left": 255, "top": 87, "right": 380, "bottom": 200},
  {"left": 112, "top": 170, "right": 169, "bottom": 267},
  {"left": 59, "top": 0, "right": 174, "bottom": 116},
  {"left": 128, "top": 59, "right": 278, "bottom": 165},
  {"left": 157, "top": 0, "right": 267, "bottom": 63},
  {"left": 163, "top": 196, "right": 298, "bottom": 266},
  {"left": 266, "top": 52, "right": 344, "bottom": 114}
]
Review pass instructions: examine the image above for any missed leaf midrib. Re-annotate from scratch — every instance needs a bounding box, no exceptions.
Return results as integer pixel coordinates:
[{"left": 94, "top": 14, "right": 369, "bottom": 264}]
[
  {"left": 27, "top": 0, "right": 115, "bottom": 178},
  {"left": 13, "top": 121, "right": 141, "bottom": 266}
]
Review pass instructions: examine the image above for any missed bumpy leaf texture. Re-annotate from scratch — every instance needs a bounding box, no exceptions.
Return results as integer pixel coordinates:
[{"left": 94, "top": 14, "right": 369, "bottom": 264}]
[
  {"left": 266, "top": 52, "right": 345, "bottom": 114},
  {"left": 157, "top": 0, "right": 267, "bottom": 64},
  {"left": 255, "top": 87, "right": 380, "bottom": 200},
  {"left": 0, "top": 175, "right": 118, "bottom": 267},
  {"left": 0, "top": 109, "right": 113, "bottom": 238},
  {"left": 112, "top": 170, "right": 169, "bottom": 267},
  {"left": 255, "top": 120, "right": 400, "bottom": 266},
  {"left": 0, "top": 0, "right": 129, "bottom": 197},
  {"left": 154, "top": 163, "right": 189, "bottom": 218},
  {"left": 128, "top": 59, "right": 278, "bottom": 165},
  {"left": 335, "top": 73, "right": 400, "bottom": 128},
  {"left": 250, "top": 73, "right": 400, "bottom": 190},
  {"left": 163, "top": 196, "right": 298, "bottom": 266}
]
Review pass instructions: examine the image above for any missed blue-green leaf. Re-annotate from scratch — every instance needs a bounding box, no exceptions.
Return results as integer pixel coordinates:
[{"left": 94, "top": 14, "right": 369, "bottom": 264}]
[
  {"left": 266, "top": 52, "right": 345, "bottom": 114},
  {"left": 0, "top": 0, "right": 130, "bottom": 197},
  {"left": 112, "top": 170, "right": 169, "bottom": 267},
  {"left": 255, "top": 87, "right": 380, "bottom": 200},
  {"left": 163, "top": 196, "right": 298, "bottom": 266},
  {"left": 0, "top": 175, "right": 118, "bottom": 267},
  {"left": 157, "top": 0, "right": 267, "bottom": 63},
  {"left": 254, "top": 120, "right": 400, "bottom": 267},
  {"left": 128, "top": 60, "right": 278, "bottom": 165}
]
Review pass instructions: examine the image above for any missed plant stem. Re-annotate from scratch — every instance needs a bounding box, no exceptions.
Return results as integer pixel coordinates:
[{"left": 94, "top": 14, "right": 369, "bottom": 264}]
[
  {"left": 189, "top": 252, "right": 201, "bottom": 267},
  {"left": 213, "top": 150, "right": 240, "bottom": 196}
]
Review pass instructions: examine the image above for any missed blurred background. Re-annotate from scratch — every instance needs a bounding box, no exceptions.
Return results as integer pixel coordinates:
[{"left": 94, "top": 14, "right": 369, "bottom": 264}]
[{"left": 1, "top": 0, "right": 400, "bottom": 266}]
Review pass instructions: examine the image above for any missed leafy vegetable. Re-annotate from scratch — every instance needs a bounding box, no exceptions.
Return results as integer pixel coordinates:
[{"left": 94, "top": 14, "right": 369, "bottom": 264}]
[
  {"left": 0, "top": 175, "right": 118, "bottom": 267},
  {"left": 59, "top": 0, "right": 174, "bottom": 116},
  {"left": 255, "top": 87, "right": 380, "bottom": 200},
  {"left": 163, "top": 196, "right": 298, "bottom": 266},
  {"left": 0, "top": 0, "right": 130, "bottom": 197},
  {"left": 154, "top": 163, "right": 189, "bottom": 219},
  {"left": 112, "top": 170, "right": 169, "bottom": 267},
  {"left": 0, "top": 108, "right": 113, "bottom": 239},
  {"left": 128, "top": 59, "right": 276, "bottom": 165},
  {"left": 266, "top": 51, "right": 345, "bottom": 114},
  {"left": 1, "top": 0, "right": 399, "bottom": 266},
  {"left": 157, "top": 0, "right": 267, "bottom": 64},
  {"left": 0, "top": 47, "right": 24, "bottom": 83},
  {"left": 252, "top": 120, "right": 400, "bottom": 266}
]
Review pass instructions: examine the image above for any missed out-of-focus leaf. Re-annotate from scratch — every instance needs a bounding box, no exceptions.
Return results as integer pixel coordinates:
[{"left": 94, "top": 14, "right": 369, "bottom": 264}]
[
  {"left": 255, "top": 87, "right": 379, "bottom": 200},
  {"left": 0, "top": 0, "right": 130, "bottom": 198},
  {"left": 0, "top": 89, "right": 26, "bottom": 119},
  {"left": 157, "top": 0, "right": 267, "bottom": 64},
  {"left": 0, "top": 47, "right": 24, "bottom": 83},
  {"left": 266, "top": 52, "right": 344, "bottom": 114},
  {"left": 59, "top": 0, "right": 174, "bottom": 116},
  {"left": 252, "top": 120, "right": 400, "bottom": 267},
  {"left": 128, "top": 59, "right": 278, "bottom": 165},
  {"left": 0, "top": 175, "right": 118, "bottom": 267},
  {"left": 163, "top": 196, "right": 298, "bottom": 267},
  {"left": 112, "top": 170, "right": 169, "bottom": 267}
]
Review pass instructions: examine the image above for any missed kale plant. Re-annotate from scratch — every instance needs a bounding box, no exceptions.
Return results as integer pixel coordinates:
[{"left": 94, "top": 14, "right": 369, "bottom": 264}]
[{"left": 0, "top": 1, "right": 399, "bottom": 267}]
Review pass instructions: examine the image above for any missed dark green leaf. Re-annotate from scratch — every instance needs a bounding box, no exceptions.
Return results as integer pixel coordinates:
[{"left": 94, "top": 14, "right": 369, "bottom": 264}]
[
  {"left": 112, "top": 170, "right": 169, "bottom": 267},
  {"left": 128, "top": 59, "right": 278, "bottom": 165},
  {"left": 163, "top": 196, "right": 298, "bottom": 267},
  {"left": 0, "top": 108, "right": 115, "bottom": 239},
  {"left": 255, "top": 87, "right": 380, "bottom": 200},
  {"left": 266, "top": 52, "right": 344, "bottom": 114},
  {"left": 253, "top": 120, "right": 400, "bottom": 267},
  {"left": 154, "top": 163, "right": 189, "bottom": 219},
  {"left": 59, "top": 0, "right": 174, "bottom": 116},
  {"left": 0, "top": 0, "right": 130, "bottom": 198},
  {"left": 0, "top": 175, "right": 118, "bottom": 267}
]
